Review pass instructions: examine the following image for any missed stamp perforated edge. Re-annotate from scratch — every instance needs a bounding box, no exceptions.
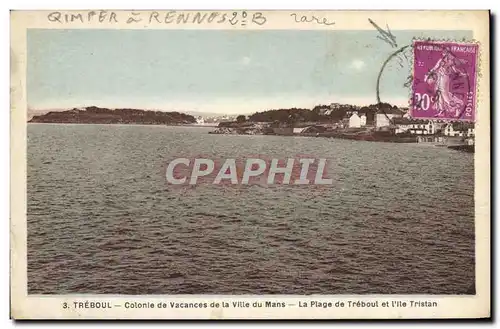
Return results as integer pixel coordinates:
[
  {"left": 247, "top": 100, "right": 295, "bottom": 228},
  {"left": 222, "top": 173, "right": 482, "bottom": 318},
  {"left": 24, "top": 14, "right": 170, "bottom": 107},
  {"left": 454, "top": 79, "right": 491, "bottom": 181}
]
[{"left": 408, "top": 37, "right": 482, "bottom": 123}]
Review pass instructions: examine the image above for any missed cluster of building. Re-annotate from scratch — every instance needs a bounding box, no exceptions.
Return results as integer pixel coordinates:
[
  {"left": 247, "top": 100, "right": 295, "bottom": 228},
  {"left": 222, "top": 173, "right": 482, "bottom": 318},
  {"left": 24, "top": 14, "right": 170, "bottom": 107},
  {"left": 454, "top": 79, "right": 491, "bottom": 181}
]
[
  {"left": 205, "top": 102, "right": 475, "bottom": 143},
  {"left": 346, "top": 109, "right": 475, "bottom": 138}
]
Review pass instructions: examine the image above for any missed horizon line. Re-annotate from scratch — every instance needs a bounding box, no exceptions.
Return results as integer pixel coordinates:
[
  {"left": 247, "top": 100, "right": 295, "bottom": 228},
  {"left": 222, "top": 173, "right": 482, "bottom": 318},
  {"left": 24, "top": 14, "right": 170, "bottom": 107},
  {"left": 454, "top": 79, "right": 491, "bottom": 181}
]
[{"left": 27, "top": 100, "right": 410, "bottom": 115}]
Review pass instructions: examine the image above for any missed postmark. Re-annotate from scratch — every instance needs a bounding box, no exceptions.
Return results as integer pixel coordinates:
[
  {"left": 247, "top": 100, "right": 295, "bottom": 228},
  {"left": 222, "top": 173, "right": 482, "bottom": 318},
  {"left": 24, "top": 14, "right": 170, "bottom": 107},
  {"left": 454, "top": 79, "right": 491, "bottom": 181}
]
[{"left": 411, "top": 40, "right": 478, "bottom": 121}]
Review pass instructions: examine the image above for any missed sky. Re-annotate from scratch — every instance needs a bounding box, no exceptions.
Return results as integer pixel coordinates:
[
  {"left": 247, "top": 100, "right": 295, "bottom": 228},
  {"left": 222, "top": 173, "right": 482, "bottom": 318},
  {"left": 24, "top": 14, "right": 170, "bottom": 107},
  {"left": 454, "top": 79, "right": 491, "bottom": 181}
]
[{"left": 27, "top": 29, "right": 472, "bottom": 114}]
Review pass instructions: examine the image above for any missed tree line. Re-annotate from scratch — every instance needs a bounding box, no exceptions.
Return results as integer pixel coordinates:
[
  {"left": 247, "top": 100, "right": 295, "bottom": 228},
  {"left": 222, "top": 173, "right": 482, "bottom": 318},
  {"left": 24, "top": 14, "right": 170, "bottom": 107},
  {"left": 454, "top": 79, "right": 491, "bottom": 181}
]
[{"left": 237, "top": 102, "right": 402, "bottom": 124}]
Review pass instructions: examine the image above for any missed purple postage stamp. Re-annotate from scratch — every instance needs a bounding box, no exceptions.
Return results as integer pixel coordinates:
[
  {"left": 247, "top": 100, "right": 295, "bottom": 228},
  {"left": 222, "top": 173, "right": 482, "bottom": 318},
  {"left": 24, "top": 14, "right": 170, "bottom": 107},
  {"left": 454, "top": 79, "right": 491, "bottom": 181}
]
[{"left": 411, "top": 40, "right": 478, "bottom": 121}]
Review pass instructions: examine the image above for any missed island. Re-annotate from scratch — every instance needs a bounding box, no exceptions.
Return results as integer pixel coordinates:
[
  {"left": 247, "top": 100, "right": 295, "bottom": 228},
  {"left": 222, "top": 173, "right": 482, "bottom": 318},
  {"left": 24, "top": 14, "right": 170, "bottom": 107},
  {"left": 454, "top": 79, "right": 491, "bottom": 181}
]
[{"left": 28, "top": 106, "right": 197, "bottom": 125}]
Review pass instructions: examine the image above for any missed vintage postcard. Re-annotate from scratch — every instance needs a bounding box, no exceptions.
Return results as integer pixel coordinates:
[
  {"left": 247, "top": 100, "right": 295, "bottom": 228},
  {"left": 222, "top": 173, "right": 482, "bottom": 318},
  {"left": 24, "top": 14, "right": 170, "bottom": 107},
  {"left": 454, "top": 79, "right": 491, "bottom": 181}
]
[{"left": 10, "top": 10, "right": 490, "bottom": 319}]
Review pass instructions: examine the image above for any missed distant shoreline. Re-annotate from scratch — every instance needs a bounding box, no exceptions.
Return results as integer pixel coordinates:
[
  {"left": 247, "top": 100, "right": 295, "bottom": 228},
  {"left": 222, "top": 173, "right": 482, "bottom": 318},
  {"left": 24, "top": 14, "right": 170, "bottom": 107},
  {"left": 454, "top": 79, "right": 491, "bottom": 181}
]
[
  {"left": 28, "top": 106, "right": 199, "bottom": 126},
  {"left": 27, "top": 122, "right": 217, "bottom": 127}
]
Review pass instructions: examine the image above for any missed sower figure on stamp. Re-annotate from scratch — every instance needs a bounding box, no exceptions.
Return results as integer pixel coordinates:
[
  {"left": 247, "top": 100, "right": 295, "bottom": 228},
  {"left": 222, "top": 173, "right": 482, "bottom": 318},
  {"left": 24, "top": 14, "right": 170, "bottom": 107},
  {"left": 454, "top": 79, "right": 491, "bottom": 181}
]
[{"left": 424, "top": 49, "right": 468, "bottom": 118}]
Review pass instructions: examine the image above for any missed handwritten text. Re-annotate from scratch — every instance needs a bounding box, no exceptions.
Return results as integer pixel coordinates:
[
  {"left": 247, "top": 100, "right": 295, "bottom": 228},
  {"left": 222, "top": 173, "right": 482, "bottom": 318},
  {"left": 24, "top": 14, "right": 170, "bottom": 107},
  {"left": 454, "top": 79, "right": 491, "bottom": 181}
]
[
  {"left": 47, "top": 11, "right": 267, "bottom": 26},
  {"left": 290, "top": 13, "right": 335, "bottom": 26}
]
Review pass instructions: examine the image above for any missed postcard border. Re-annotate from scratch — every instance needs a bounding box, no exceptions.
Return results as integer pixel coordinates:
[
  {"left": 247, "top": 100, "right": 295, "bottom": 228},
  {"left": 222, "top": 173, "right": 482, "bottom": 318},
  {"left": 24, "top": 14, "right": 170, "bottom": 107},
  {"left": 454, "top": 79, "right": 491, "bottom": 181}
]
[{"left": 10, "top": 9, "right": 491, "bottom": 320}]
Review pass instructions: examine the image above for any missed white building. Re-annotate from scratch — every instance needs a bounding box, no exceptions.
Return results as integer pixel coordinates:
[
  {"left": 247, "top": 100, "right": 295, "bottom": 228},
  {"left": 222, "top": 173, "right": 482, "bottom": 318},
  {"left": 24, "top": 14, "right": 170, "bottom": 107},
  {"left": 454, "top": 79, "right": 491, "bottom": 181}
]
[
  {"left": 375, "top": 113, "right": 396, "bottom": 128},
  {"left": 374, "top": 108, "right": 403, "bottom": 128},
  {"left": 444, "top": 125, "right": 463, "bottom": 137},
  {"left": 393, "top": 118, "right": 436, "bottom": 135},
  {"left": 196, "top": 116, "right": 205, "bottom": 124},
  {"left": 444, "top": 123, "right": 475, "bottom": 137},
  {"left": 360, "top": 114, "right": 367, "bottom": 126},
  {"left": 349, "top": 112, "right": 362, "bottom": 128}
]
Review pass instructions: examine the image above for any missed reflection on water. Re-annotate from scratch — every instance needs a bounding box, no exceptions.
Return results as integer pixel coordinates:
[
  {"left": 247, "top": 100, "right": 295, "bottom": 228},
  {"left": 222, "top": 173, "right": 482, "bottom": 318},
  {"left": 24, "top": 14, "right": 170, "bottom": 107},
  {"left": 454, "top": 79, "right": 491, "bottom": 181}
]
[{"left": 27, "top": 124, "right": 475, "bottom": 294}]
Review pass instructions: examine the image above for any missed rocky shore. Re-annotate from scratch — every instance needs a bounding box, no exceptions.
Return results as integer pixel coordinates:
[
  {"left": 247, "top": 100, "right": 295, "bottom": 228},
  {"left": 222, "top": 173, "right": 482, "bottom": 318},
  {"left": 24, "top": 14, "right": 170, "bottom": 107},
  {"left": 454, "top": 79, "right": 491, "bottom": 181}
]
[{"left": 209, "top": 122, "right": 418, "bottom": 143}]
